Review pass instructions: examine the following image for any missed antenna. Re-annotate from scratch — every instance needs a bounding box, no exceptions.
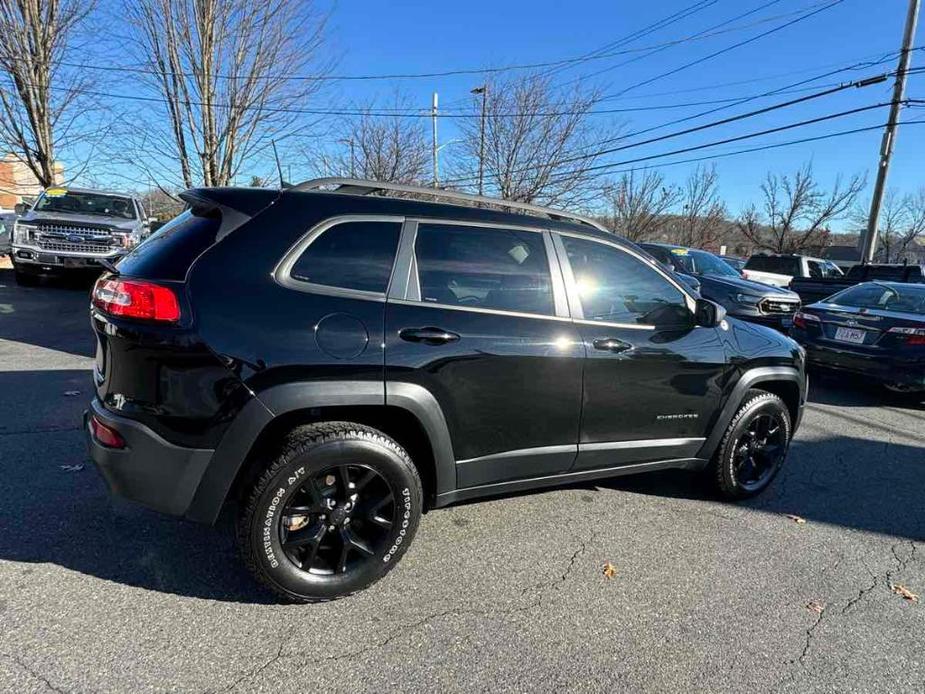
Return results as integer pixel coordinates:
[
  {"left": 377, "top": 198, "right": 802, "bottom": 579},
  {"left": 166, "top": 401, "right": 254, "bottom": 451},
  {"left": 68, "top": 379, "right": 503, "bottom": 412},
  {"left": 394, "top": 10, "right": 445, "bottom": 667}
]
[{"left": 271, "top": 140, "right": 290, "bottom": 188}]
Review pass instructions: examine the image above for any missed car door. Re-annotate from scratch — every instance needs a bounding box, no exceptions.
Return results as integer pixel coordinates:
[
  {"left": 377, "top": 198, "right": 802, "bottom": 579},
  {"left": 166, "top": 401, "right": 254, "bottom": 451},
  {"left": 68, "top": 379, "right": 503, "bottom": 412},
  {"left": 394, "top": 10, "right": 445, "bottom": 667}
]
[
  {"left": 385, "top": 219, "right": 584, "bottom": 489},
  {"left": 552, "top": 233, "right": 729, "bottom": 471}
]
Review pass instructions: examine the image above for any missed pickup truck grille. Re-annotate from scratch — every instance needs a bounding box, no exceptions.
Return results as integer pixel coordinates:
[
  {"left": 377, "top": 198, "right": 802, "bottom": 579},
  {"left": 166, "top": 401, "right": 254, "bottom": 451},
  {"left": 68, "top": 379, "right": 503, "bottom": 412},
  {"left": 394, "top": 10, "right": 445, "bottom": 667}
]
[
  {"left": 759, "top": 298, "right": 799, "bottom": 314},
  {"left": 28, "top": 222, "right": 119, "bottom": 256}
]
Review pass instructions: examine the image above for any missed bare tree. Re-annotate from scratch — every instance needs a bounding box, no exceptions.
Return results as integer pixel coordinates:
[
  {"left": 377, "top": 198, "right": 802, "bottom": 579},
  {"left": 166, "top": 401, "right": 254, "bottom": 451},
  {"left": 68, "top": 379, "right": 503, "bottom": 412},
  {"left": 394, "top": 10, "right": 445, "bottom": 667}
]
[
  {"left": 453, "top": 74, "right": 614, "bottom": 208},
  {"left": 670, "top": 165, "right": 726, "bottom": 249},
  {"left": 856, "top": 188, "right": 925, "bottom": 262},
  {"left": 601, "top": 170, "right": 678, "bottom": 241},
  {"left": 737, "top": 164, "right": 865, "bottom": 253},
  {"left": 313, "top": 102, "right": 430, "bottom": 184},
  {"left": 0, "top": 0, "right": 94, "bottom": 186},
  {"left": 123, "top": 0, "right": 330, "bottom": 189}
]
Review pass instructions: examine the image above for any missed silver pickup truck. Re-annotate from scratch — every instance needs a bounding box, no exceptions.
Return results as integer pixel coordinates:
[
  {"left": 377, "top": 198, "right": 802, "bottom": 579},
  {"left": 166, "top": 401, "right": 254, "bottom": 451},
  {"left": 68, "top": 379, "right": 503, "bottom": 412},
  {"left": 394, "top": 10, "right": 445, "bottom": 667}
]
[{"left": 9, "top": 187, "right": 150, "bottom": 285}]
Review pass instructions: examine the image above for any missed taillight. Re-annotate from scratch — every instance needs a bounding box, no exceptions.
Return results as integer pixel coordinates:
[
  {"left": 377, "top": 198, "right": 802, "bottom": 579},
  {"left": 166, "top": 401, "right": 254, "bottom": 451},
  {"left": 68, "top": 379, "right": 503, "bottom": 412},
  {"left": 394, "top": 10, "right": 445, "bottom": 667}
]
[
  {"left": 92, "top": 277, "right": 180, "bottom": 322},
  {"left": 793, "top": 311, "right": 821, "bottom": 330},
  {"left": 90, "top": 415, "right": 126, "bottom": 449},
  {"left": 887, "top": 326, "right": 925, "bottom": 345}
]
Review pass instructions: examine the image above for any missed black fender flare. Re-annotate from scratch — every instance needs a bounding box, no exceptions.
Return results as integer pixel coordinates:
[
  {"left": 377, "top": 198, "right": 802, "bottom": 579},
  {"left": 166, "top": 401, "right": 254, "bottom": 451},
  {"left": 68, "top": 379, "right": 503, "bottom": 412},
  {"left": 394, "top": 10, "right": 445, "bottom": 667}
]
[
  {"left": 696, "top": 365, "right": 806, "bottom": 462},
  {"left": 185, "top": 381, "right": 456, "bottom": 523}
]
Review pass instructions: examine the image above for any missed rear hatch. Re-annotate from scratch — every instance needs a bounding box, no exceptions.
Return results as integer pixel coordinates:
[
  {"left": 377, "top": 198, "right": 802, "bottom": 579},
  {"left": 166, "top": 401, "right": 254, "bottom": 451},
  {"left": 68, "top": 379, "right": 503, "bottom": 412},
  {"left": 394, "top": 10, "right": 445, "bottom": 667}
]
[{"left": 91, "top": 187, "right": 278, "bottom": 448}]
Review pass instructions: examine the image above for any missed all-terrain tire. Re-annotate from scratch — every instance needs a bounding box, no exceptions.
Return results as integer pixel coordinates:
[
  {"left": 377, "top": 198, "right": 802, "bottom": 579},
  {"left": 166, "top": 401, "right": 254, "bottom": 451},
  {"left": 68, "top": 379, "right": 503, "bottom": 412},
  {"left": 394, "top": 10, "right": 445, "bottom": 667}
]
[
  {"left": 711, "top": 389, "right": 792, "bottom": 500},
  {"left": 237, "top": 421, "right": 423, "bottom": 603}
]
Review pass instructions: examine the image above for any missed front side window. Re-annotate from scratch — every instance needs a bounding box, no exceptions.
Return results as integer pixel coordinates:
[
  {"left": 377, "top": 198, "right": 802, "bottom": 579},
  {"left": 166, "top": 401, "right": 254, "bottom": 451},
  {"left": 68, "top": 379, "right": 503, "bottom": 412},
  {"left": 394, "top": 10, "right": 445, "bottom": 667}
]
[
  {"left": 290, "top": 220, "right": 402, "bottom": 294},
  {"left": 414, "top": 223, "right": 554, "bottom": 316},
  {"left": 562, "top": 235, "right": 690, "bottom": 326}
]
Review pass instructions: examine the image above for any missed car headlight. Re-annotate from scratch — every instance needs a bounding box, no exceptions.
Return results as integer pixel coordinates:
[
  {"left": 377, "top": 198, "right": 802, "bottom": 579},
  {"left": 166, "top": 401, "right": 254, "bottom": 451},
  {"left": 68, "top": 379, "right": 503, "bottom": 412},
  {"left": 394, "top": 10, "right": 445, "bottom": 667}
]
[
  {"left": 11, "top": 221, "right": 26, "bottom": 244},
  {"left": 735, "top": 293, "right": 761, "bottom": 305}
]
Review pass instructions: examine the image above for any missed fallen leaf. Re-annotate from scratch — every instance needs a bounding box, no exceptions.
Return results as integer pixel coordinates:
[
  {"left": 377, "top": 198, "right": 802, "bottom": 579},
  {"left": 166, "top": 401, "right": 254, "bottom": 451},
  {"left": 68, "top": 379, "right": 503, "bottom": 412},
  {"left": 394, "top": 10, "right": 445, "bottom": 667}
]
[
  {"left": 806, "top": 601, "right": 825, "bottom": 614},
  {"left": 59, "top": 464, "right": 84, "bottom": 472},
  {"left": 602, "top": 561, "right": 617, "bottom": 579},
  {"left": 890, "top": 584, "right": 919, "bottom": 602},
  {"left": 63, "top": 390, "right": 81, "bottom": 397},
  {"left": 785, "top": 514, "right": 807, "bottom": 524}
]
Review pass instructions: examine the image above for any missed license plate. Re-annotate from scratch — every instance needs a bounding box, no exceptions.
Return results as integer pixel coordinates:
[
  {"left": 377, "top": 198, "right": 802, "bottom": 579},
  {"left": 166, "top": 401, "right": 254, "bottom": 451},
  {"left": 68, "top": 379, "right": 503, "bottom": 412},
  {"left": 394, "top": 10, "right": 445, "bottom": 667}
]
[
  {"left": 37, "top": 253, "right": 58, "bottom": 264},
  {"left": 834, "top": 327, "right": 866, "bottom": 344}
]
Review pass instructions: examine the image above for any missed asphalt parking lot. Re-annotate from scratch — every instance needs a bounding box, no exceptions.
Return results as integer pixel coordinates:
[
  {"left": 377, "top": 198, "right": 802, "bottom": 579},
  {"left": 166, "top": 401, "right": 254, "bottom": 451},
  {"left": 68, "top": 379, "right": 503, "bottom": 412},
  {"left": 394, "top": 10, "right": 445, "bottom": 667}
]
[{"left": 0, "top": 267, "right": 922, "bottom": 694}]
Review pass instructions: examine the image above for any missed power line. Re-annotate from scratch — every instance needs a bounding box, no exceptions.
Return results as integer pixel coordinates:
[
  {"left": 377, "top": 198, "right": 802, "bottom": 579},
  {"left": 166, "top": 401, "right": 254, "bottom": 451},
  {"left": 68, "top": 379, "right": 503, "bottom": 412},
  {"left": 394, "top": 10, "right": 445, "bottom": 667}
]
[
  {"left": 548, "top": 118, "right": 925, "bottom": 187},
  {"left": 443, "top": 73, "right": 909, "bottom": 185}
]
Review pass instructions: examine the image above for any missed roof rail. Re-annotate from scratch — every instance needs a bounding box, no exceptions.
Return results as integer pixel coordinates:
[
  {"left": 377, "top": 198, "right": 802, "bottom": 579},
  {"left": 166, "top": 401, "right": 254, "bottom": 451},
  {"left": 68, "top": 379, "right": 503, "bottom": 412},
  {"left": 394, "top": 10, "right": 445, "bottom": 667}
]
[{"left": 289, "top": 177, "right": 608, "bottom": 232}]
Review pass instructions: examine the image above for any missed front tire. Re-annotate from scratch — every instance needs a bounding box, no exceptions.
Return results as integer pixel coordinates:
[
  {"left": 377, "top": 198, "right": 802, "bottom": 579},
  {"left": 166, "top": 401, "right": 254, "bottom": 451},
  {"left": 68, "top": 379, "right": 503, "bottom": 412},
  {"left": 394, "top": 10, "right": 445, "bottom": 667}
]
[
  {"left": 237, "top": 422, "right": 423, "bottom": 603},
  {"left": 711, "top": 389, "right": 792, "bottom": 499}
]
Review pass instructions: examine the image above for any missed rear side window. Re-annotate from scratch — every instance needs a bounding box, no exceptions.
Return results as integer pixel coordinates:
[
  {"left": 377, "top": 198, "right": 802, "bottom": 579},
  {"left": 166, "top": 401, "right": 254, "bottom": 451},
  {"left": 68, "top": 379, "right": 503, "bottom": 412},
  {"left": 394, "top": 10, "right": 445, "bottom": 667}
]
[
  {"left": 745, "top": 256, "right": 800, "bottom": 275},
  {"left": 117, "top": 209, "right": 219, "bottom": 280},
  {"left": 414, "top": 223, "right": 554, "bottom": 316},
  {"left": 290, "top": 221, "right": 401, "bottom": 294}
]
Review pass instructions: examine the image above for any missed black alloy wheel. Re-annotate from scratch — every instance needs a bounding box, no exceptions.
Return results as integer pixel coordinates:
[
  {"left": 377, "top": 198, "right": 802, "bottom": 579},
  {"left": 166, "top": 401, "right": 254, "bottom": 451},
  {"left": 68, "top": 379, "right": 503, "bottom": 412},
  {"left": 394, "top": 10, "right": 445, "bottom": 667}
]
[
  {"left": 280, "top": 464, "right": 396, "bottom": 575},
  {"left": 730, "top": 411, "right": 787, "bottom": 492}
]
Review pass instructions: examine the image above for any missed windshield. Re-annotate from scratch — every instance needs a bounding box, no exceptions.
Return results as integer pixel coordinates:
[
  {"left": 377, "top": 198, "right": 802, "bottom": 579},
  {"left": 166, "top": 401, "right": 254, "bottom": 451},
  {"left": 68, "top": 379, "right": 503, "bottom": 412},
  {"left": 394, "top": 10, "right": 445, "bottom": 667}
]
[
  {"left": 34, "top": 189, "right": 136, "bottom": 220},
  {"left": 829, "top": 282, "right": 925, "bottom": 315},
  {"left": 670, "top": 249, "right": 739, "bottom": 277}
]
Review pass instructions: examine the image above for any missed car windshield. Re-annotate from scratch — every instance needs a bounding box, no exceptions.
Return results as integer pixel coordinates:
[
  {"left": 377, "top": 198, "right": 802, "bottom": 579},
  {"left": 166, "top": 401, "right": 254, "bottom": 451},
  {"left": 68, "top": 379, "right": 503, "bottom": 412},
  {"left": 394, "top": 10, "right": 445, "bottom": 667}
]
[
  {"left": 677, "top": 249, "right": 740, "bottom": 277},
  {"left": 33, "top": 189, "right": 136, "bottom": 220},
  {"left": 829, "top": 282, "right": 925, "bottom": 315}
]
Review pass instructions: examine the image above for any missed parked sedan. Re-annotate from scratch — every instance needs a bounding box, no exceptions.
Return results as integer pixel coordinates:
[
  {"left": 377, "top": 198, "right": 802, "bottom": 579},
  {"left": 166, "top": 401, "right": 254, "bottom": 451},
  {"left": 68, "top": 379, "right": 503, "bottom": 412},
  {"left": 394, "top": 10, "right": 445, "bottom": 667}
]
[{"left": 790, "top": 282, "right": 925, "bottom": 393}]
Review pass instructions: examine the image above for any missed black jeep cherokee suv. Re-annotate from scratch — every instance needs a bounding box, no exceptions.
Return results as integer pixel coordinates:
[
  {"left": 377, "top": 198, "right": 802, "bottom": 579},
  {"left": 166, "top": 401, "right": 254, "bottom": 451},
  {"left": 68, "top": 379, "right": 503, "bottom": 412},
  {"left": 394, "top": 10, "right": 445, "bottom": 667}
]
[{"left": 85, "top": 179, "right": 806, "bottom": 602}]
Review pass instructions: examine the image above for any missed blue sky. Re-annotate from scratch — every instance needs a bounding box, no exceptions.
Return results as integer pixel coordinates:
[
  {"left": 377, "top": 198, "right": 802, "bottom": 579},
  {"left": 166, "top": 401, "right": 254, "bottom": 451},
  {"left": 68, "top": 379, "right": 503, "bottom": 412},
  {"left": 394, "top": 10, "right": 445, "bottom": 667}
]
[{"left": 319, "top": 0, "right": 922, "bottom": 219}]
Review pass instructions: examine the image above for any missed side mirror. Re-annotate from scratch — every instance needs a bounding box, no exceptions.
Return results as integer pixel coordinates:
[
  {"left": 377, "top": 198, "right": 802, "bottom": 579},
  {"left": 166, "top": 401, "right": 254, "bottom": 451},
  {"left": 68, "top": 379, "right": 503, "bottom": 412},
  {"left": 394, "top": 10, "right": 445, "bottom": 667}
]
[
  {"left": 14, "top": 203, "right": 28, "bottom": 215},
  {"left": 695, "top": 298, "right": 727, "bottom": 327}
]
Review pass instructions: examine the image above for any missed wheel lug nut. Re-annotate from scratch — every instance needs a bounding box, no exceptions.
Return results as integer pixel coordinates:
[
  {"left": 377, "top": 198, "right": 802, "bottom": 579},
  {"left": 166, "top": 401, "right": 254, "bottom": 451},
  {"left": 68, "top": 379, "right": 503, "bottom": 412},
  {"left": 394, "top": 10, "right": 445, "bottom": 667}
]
[
  {"left": 325, "top": 474, "right": 336, "bottom": 486},
  {"left": 328, "top": 525, "right": 335, "bottom": 531}
]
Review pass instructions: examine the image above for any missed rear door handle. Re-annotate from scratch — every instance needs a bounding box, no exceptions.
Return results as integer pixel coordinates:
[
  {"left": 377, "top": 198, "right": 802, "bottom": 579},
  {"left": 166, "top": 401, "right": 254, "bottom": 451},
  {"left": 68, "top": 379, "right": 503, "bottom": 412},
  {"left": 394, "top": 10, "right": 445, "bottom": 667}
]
[
  {"left": 592, "top": 337, "right": 632, "bottom": 353},
  {"left": 399, "top": 327, "right": 460, "bottom": 345}
]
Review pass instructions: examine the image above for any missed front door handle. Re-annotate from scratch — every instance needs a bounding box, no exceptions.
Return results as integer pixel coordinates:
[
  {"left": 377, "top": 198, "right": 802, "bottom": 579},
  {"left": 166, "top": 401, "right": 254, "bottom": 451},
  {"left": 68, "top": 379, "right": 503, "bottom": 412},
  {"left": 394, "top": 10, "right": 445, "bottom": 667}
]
[
  {"left": 592, "top": 337, "right": 632, "bottom": 353},
  {"left": 399, "top": 327, "right": 460, "bottom": 345}
]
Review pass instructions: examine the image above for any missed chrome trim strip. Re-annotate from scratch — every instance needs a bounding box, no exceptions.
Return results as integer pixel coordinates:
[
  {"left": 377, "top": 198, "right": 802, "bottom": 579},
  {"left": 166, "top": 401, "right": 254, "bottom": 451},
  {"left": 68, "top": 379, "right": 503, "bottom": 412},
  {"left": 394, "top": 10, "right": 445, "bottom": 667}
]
[
  {"left": 273, "top": 214, "right": 406, "bottom": 299},
  {"left": 579, "top": 437, "right": 705, "bottom": 451},
  {"left": 388, "top": 219, "right": 419, "bottom": 301},
  {"left": 457, "top": 444, "right": 576, "bottom": 466},
  {"left": 543, "top": 231, "right": 571, "bottom": 319},
  {"left": 573, "top": 318, "right": 655, "bottom": 331}
]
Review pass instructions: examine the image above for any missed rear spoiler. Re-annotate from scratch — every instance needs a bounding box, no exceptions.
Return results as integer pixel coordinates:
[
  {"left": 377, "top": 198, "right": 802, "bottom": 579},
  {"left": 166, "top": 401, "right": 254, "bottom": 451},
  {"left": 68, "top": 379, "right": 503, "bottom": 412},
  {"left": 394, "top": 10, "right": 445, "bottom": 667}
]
[{"left": 179, "top": 188, "right": 280, "bottom": 241}]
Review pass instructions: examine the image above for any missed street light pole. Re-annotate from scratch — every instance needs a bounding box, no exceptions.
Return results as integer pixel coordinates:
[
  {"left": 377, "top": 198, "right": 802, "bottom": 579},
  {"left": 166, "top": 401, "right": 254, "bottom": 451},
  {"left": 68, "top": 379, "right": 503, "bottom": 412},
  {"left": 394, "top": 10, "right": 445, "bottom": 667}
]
[
  {"left": 432, "top": 92, "right": 439, "bottom": 188},
  {"left": 471, "top": 85, "right": 488, "bottom": 196},
  {"left": 859, "top": 0, "right": 920, "bottom": 263}
]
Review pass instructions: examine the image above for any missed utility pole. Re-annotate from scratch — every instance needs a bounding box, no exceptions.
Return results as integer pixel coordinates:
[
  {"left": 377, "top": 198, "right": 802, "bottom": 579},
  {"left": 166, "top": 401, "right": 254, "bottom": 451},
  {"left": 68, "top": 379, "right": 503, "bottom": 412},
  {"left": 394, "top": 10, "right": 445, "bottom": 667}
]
[
  {"left": 432, "top": 92, "right": 439, "bottom": 188},
  {"left": 472, "top": 85, "right": 488, "bottom": 195},
  {"left": 859, "top": 0, "right": 920, "bottom": 263}
]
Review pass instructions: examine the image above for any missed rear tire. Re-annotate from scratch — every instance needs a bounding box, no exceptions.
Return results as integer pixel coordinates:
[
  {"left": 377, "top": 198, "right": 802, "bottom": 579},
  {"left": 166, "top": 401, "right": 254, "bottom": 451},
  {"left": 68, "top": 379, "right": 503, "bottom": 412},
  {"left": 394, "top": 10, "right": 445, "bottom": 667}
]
[
  {"left": 710, "top": 389, "right": 792, "bottom": 500},
  {"left": 237, "top": 422, "right": 423, "bottom": 603}
]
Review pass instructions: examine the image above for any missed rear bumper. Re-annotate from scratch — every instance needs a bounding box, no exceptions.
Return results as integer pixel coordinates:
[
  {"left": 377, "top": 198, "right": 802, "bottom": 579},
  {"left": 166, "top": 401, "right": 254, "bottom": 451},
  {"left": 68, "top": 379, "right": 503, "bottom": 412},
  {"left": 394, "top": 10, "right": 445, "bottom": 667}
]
[
  {"left": 85, "top": 398, "right": 215, "bottom": 517},
  {"left": 801, "top": 341, "right": 925, "bottom": 386}
]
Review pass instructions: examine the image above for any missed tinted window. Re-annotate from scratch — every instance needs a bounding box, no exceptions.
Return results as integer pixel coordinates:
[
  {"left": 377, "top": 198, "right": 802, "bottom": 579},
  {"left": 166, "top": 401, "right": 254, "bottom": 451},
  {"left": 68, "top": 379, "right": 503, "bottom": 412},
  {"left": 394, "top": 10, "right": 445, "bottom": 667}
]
[
  {"left": 415, "top": 224, "right": 554, "bottom": 315},
  {"left": 562, "top": 236, "right": 689, "bottom": 326},
  {"left": 291, "top": 221, "right": 401, "bottom": 293},
  {"left": 745, "top": 256, "right": 800, "bottom": 275},
  {"left": 830, "top": 283, "right": 925, "bottom": 315},
  {"left": 807, "top": 260, "right": 824, "bottom": 278}
]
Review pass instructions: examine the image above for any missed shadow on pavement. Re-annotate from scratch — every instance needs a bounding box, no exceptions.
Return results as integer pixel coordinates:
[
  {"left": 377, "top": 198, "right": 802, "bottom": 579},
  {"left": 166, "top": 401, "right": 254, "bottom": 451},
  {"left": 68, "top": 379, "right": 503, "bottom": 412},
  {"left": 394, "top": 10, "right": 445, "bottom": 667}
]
[{"left": 0, "top": 268, "right": 97, "bottom": 358}]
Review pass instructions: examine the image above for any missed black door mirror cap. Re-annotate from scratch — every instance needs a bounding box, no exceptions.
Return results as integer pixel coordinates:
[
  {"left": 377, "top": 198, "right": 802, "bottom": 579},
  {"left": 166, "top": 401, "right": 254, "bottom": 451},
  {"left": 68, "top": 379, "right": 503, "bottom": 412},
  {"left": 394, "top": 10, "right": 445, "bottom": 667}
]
[{"left": 695, "top": 298, "right": 727, "bottom": 327}]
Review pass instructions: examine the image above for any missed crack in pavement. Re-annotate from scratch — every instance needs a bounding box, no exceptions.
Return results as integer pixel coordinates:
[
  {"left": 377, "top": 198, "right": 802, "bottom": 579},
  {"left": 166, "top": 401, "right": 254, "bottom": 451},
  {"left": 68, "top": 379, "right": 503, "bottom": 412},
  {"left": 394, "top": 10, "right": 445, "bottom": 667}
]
[
  {"left": 212, "top": 620, "right": 294, "bottom": 694},
  {"left": 1, "top": 652, "right": 68, "bottom": 694},
  {"left": 0, "top": 425, "right": 82, "bottom": 437}
]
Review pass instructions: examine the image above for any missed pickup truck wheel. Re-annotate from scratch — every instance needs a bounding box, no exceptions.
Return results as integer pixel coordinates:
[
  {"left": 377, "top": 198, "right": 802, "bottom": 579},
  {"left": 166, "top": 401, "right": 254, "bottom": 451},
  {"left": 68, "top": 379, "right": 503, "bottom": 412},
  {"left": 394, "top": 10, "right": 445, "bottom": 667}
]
[
  {"left": 237, "top": 422, "right": 423, "bottom": 603},
  {"left": 711, "top": 390, "right": 791, "bottom": 500}
]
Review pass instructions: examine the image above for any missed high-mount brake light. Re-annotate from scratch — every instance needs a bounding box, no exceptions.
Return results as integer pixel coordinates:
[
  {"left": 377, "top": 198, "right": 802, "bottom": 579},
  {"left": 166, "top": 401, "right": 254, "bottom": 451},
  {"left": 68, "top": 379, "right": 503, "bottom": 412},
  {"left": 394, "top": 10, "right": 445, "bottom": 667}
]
[{"left": 92, "top": 277, "right": 180, "bottom": 322}]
